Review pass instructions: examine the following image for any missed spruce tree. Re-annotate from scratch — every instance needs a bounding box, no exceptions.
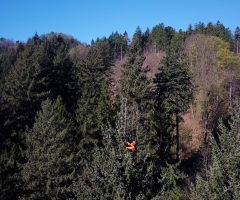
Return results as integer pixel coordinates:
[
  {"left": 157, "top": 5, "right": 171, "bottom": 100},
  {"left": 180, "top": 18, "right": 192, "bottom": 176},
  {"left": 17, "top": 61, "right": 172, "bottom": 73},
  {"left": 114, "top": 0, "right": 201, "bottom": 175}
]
[
  {"left": 74, "top": 118, "right": 132, "bottom": 200},
  {"left": 74, "top": 99, "right": 156, "bottom": 200},
  {"left": 0, "top": 34, "right": 79, "bottom": 199},
  {"left": 96, "top": 81, "right": 114, "bottom": 128},
  {"left": 21, "top": 97, "right": 75, "bottom": 199},
  {"left": 75, "top": 39, "right": 115, "bottom": 181},
  {"left": 74, "top": 100, "right": 185, "bottom": 200},
  {"left": 119, "top": 28, "right": 162, "bottom": 198},
  {"left": 154, "top": 33, "right": 192, "bottom": 160},
  {"left": 235, "top": 27, "right": 240, "bottom": 54},
  {"left": 190, "top": 110, "right": 240, "bottom": 200},
  {"left": 0, "top": 35, "right": 49, "bottom": 199},
  {"left": 121, "top": 27, "right": 153, "bottom": 142}
]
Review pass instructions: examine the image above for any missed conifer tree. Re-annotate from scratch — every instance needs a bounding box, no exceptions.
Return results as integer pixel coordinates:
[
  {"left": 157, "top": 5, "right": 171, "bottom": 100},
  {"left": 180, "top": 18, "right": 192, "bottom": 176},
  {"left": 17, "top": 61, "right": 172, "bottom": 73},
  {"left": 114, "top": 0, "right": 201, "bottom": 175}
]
[
  {"left": 75, "top": 38, "right": 114, "bottom": 166},
  {"left": 96, "top": 81, "right": 114, "bottom": 128},
  {"left": 190, "top": 110, "right": 240, "bottom": 200},
  {"left": 154, "top": 34, "right": 192, "bottom": 160},
  {"left": 235, "top": 27, "right": 240, "bottom": 54},
  {"left": 0, "top": 35, "right": 49, "bottom": 199},
  {"left": 152, "top": 162, "right": 185, "bottom": 200},
  {"left": 0, "top": 33, "right": 78, "bottom": 199},
  {"left": 74, "top": 117, "right": 132, "bottom": 200},
  {"left": 121, "top": 27, "right": 153, "bottom": 141},
  {"left": 119, "top": 28, "right": 162, "bottom": 198},
  {"left": 21, "top": 97, "right": 75, "bottom": 199},
  {"left": 75, "top": 98, "right": 157, "bottom": 199},
  {"left": 74, "top": 100, "right": 185, "bottom": 200}
]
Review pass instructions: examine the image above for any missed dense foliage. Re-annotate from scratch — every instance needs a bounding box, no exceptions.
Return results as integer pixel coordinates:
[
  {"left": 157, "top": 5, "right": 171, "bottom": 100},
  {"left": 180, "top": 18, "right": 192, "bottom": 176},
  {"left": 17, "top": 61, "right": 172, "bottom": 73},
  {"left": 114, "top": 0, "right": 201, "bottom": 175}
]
[{"left": 1, "top": 21, "right": 240, "bottom": 199}]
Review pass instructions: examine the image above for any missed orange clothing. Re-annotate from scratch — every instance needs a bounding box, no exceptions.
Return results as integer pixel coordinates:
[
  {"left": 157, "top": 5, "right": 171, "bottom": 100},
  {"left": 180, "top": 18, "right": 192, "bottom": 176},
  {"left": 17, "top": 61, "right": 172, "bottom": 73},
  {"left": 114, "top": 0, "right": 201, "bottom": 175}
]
[{"left": 125, "top": 141, "right": 136, "bottom": 152}]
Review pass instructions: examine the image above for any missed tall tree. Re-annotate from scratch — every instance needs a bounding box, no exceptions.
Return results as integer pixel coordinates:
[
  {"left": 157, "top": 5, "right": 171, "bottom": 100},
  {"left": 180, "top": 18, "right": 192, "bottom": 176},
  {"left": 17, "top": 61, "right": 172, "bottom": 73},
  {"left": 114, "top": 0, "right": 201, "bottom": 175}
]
[
  {"left": 0, "top": 35, "right": 49, "bottom": 199},
  {"left": 119, "top": 28, "right": 163, "bottom": 198},
  {"left": 75, "top": 38, "right": 114, "bottom": 164},
  {"left": 235, "top": 27, "right": 240, "bottom": 54},
  {"left": 121, "top": 27, "right": 153, "bottom": 149},
  {"left": 0, "top": 33, "right": 79, "bottom": 199},
  {"left": 154, "top": 34, "right": 192, "bottom": 160},
  {"left": 21, "top": 97, "right": 75, "bottom": 199}
]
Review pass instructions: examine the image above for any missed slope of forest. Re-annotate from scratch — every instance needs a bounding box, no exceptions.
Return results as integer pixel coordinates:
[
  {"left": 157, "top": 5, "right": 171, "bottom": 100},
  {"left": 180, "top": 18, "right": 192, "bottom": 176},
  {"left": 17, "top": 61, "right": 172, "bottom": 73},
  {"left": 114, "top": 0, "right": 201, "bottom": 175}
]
[{"left": 1, "top": 22, "right": 240, "bottom": 200}]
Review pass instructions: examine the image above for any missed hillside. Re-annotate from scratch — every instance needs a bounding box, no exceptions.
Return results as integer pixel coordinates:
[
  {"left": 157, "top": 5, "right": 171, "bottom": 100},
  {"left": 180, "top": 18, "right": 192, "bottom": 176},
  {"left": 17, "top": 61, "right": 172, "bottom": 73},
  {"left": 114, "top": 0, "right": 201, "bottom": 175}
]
[{"left": 1, "top": 21, "right": 240, "bottom": 199}]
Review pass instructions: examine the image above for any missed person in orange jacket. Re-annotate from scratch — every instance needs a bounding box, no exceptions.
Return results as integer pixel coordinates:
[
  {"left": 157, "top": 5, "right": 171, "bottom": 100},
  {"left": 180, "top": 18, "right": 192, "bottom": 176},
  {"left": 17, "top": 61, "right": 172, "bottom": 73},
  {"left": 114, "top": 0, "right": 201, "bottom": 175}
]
[{"left": 125, "top": 140, "right": 136, "bottom": 152}]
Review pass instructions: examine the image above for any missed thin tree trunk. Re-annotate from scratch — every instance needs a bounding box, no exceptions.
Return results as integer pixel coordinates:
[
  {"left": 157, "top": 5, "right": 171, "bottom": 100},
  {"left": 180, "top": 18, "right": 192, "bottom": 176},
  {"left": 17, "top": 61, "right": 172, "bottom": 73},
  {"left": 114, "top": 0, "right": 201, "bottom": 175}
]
[
  {"left": 229, "top": 82, "right": 232, "bottom": 108},
  {"left": 120, "top": 44, "right": 123, "bottom": 61},
  {"left": 191, "top": 103, "right": 194, "bottom": 118},
  {"left": 176, "top": 112, "right": 180, "bottom": 161},
  {"left": 237, "top": 40, "right": 239, "bottom": 55}
]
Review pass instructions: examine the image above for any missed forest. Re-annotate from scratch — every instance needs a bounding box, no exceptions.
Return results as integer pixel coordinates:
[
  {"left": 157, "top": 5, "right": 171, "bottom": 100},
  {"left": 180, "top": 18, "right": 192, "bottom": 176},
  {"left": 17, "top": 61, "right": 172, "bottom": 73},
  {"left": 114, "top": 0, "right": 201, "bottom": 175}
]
[{"left": 1, "top": 21, "right": 240, "bottom": 200}]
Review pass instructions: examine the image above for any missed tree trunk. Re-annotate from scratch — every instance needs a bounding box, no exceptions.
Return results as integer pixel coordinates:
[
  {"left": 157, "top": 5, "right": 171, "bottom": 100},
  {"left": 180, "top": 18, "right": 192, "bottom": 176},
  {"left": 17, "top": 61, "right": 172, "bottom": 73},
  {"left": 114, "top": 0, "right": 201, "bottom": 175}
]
[
  {"left": 229, "top": 81, "right": 232, "bottom": 108},
  {"left": 176, "top": 113, "right": 180, "bottom": 161},
  {"left": 120, "top": 44, "right": 123, "bottom": 60}
]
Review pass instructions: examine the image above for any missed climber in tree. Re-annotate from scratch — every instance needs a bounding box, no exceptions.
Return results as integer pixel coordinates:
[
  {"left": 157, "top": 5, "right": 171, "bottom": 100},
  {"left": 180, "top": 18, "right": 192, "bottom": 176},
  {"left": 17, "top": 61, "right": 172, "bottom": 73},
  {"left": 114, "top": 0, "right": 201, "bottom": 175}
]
[{"left": 125, "top": 140, "right": 136, "bottom": 152}]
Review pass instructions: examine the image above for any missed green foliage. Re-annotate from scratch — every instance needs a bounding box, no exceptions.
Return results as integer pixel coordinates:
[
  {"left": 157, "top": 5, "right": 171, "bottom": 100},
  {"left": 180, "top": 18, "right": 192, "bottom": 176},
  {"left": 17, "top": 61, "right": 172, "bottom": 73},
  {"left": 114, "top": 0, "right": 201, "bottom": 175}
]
[
  {"left": 155, "top": 34, "right": 192, "bottom": 115},
  {"left": 0, "top": 35, "right": 50, "bottom": 199},
  {"left": 190, "top": 111, "right": 240, "bottom": 200},
  {"left": 193, "top": 21, "right": 233, "bottom": 47},
  {"left": 75, "top": 38, "right": 115, "bottom": 172},
  {"left": 215, "top": 37, "right": 240, "bottom": 69},
  {"left": 74, "top": 122, "right": 132, "bottom": 200},
  {"left": 76, "top": 38, "right": 113, "bottom": 139},
  {"left": 1, "top": 33, "right": 78, "bottom": 135},
  {"left": 75, "top": 100, "right": 186, "bottom": 200},
  {"left": 131, "top": 27, "right": 145, "bottom": 53},
  {"left": 120, "top": 29, "right": 158, "bottom": 163},
  {"left": 152, "top": 162, "right": 185, "bottom": 200},
  {"left": 0, "top": 23, "right": 239, "bottom": 199},
  {"left": 21, "top": 97, "right": 75, "bottom": 199},
  {"left": 0, "top": 38, "right": 17, "bottom": 80},
  {"left": 121, "top": 51, "right": 152, "bottom": 137},
  {"left": 108, "top": 31, "right": 128, "bottom": 59},
  {"left": 154, "top": 37, "right": 193, "bottom": 158},
  {"left": 0, "top": 33, "right": 78, "bottom": 199},
  {"left": 149, "top": 23, "right": 176, "bottom": 51},
  {"left": 96, "top": 81, "right": 114, "bottom": 128}
]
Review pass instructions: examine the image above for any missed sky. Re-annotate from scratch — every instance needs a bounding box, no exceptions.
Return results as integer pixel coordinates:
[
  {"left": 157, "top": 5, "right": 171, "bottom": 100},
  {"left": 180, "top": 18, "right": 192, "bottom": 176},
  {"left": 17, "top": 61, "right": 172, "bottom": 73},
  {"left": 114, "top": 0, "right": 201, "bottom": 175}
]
[{"left": 1, "top": 0, "right": 240, "bottom": 44}]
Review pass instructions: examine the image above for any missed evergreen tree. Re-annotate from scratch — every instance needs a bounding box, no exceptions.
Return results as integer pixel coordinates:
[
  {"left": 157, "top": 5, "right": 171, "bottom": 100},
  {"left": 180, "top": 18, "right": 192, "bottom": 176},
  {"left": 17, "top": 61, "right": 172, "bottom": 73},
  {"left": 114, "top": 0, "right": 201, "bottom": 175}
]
[
  {"left": 21, "top": 97, "right": 75, "bottom": 199},
  {"left": 235, "top": 27, "right": 240, "bottom": 54},
  {"left": 121, "top": 27, "right": 154, "bottom": 149},
  {"left": 75, "top": 100, "right": 185, "bottom": 200},
  {"left": 150, "top": 23, "right": 166, "bottom": 51},
  {"left": 152, "top": 162, "right": 185, "bottom": 200},
  {"left": 74, "top": 115, "right": 132, "bottom": 200},
  {"left": 119, "top": 28, "right": 163, "bottom": 198},
  {"left": 131, "top": 27, "right": 145, "bottom": 52},
  {"left": 154, "top": 34, "right": 192, "bottom": 160},
  {"left": 96, "top": 81, "right": 114, "bottom": 128},
  {"left": 190, "top": 110, "right": 240, "bottom": 200},
  {"left": 108, "top": 32, "right": 128, "bottom": 60},
  {"left": 194, "top": 21, "right": 233, "bottom": 47},
  {"left": 75, "top": 38, "right": 114, "bottom": 163},
  {"left": 0, "top": 38, "right": 17, "bottom": 81},
  {"left": 75, "top": 98, "right": 157, "bottom": 199},
  {"left": 0, "top": 35, "right": 49, "bottom": 199},
  {"left": 41, "top": 33, "right": 79, "bottom": 112},
  {"left": 0, "top": 33, "right": 78, "bottom": 199}
]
